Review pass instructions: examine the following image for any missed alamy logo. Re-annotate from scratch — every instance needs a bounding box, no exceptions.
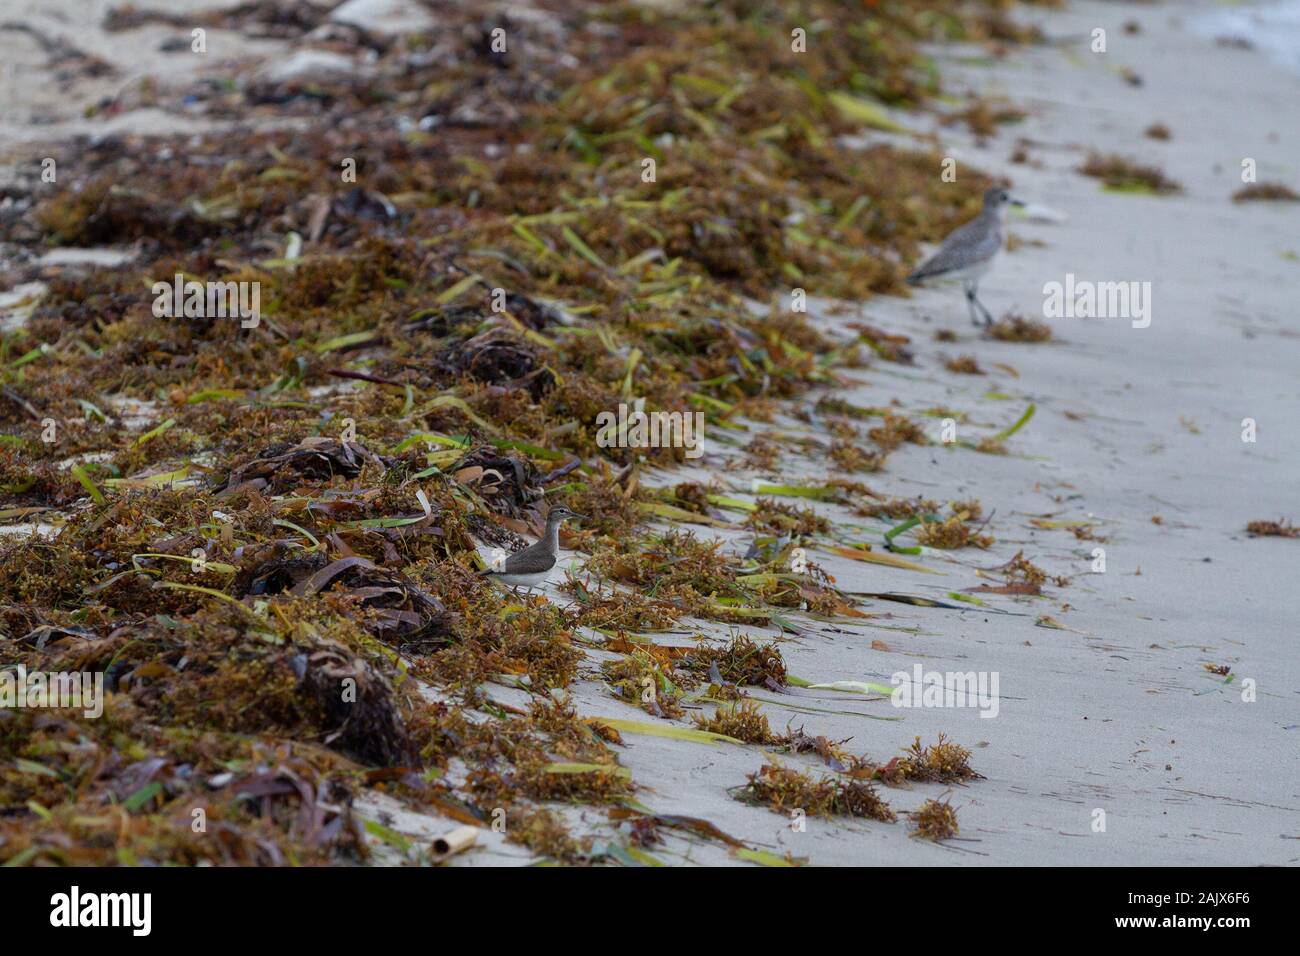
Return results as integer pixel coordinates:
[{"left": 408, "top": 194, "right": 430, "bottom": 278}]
[
  {"left": 594, "top": 398, "right": 705, "bottom": 459},
  {"left": 50, "top": 886, "right": 151, "bottom": 936},
  {"left": 890, "top": 664, "right": 1000, "bottom": 718},
  {"left": 0, "top": 665, "right": 103, "bottom": 718},
  {"left": 152, "top": 273, "right": 261, "bottom": 328},
  {"left": 1042, "top": 273, "right": 1151, "bottom": 328}
]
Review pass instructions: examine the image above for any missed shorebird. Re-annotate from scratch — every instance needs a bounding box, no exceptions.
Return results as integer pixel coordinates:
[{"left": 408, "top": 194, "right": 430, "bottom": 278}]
[
  {"left": 907, "top": 186, "right": 1023, "bottom": 327},
  {"left": 479, "top": 504, "right": 585, "bottom": 594}
]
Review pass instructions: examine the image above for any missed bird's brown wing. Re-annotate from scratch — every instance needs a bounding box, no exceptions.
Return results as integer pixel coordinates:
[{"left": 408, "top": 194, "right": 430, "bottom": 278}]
[{"left": 498, "top": 540, "right": 558, "bottom": 575}]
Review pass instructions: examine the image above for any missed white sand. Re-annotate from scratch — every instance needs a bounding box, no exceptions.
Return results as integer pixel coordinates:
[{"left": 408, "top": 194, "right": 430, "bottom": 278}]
[{"left": 0, "top": 0, "right": 281, "bottom": 146}]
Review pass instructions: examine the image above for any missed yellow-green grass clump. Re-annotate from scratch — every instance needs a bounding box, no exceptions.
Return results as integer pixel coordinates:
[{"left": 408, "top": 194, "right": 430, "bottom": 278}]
[
  {"left": 1080, "top": 152, "right": 1182, "bottom": 194},
  {"left": 739, "top": 763, "right": 896, "bottom": 822},
  {"left": 910, "top": 798, "right": 960, "bottom": 841}
]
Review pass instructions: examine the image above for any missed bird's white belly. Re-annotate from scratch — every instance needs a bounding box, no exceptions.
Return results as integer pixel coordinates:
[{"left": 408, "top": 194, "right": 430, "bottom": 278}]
[
  {"left": 494, "top": 570, "right": 552, "bottom": 588},
  {"left": 935, "top": 257, "right": 994, "bottom": 284}
]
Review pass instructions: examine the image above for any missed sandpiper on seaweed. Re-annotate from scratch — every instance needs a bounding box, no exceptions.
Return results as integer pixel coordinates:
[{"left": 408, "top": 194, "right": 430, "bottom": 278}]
[
  {"left": 479, "top": 505, "right": 585, "bottom": 594},
  {"left": 907, "top": 186, "right": 1023, "bottom": 327}
]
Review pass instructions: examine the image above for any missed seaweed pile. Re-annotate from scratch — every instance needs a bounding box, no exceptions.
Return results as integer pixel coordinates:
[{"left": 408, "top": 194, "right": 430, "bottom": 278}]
[{"left": 0, "top": 0, "right": 1048, "bottom": 865}]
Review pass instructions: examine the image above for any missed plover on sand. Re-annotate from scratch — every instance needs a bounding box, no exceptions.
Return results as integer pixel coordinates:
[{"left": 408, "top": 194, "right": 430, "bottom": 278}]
[
  {"left": 480, "top": 504, "right": 585, "bottom": 594},
  {"left": 907, "top": 186, "right": 1023, "bottom": 327}
]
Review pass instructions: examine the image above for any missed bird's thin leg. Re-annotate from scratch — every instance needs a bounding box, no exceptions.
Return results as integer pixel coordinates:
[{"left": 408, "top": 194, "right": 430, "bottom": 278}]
[
  {"left": 964, "top": 281, "right": 980, "bottom": 327},
  {"left": 970, "top": 282, "right": 995, "bottom": 327}
]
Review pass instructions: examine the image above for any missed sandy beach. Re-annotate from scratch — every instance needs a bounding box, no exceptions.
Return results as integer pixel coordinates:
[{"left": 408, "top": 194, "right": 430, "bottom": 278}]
[
  {"left": 478, "top": 0, "right": 1300, "bottom": 866},
  {"left": 0, "top": 0, "right": 1296, "bottom": 871}
]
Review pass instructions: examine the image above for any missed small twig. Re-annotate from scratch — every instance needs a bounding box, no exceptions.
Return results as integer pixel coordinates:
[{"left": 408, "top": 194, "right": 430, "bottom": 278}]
[
  {"left": 326, "top": 368, "right": 405, "bottom": 388},
  {"left": 539, "top": 458, "right": 582, "bottom": 484},
  {"left": 1, "top": 385, "right": 41, "bottom": 420}
]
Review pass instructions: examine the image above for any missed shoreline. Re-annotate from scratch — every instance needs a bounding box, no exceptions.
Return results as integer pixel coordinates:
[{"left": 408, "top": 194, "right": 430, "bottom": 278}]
[
  {"left": 1, "top": 0, "right": 1296, "bottom": 867},
  {"left": 536, "top": 0, "right": 1300, "bottom": 866}
]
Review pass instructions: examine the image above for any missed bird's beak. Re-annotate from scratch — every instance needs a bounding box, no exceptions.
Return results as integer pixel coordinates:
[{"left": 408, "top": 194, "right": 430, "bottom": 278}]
[
  {"left": 1008, "top": 196, "right": 1026, "bottom": 208},
  {"left": 571, "top": 512, "right": 589, "bottom": 520}
]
